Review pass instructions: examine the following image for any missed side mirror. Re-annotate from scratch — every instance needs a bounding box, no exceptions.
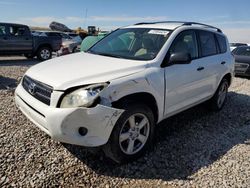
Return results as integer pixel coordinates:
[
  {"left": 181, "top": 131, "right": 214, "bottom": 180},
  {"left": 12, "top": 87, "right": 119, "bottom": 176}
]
[{"left": 169, "top": 52, "right": 191, "bottom": 65}]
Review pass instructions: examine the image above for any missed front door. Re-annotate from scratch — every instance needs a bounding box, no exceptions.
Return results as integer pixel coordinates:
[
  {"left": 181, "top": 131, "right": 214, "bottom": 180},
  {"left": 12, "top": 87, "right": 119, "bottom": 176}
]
[
  {"left": 7, "top": 25, "right": 33, "bottom": 53},
  {"left": 164, "top": 30, "right": 209, "bottom": 116}
]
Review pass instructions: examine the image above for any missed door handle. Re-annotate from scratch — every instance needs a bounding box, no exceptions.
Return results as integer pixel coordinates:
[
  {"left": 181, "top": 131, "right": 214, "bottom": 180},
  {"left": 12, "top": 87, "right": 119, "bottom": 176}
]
[
  {"left": 197, "top": 67, "right": 204, "bottom": 71},
  {"left": 221, "top": 61, "right": 226, "bottom": 65}
]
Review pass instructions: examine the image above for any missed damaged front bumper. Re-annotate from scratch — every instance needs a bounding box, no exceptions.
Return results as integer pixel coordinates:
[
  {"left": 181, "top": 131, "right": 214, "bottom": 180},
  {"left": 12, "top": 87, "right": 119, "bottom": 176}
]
[{"left": 15, "top": 84, "right": 124, "bottom": 147}]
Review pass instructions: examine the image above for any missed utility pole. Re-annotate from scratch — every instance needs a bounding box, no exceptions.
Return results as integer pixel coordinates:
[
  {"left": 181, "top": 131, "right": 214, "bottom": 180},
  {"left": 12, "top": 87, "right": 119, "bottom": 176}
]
[{"left": 84, "top": 8, "right": 88, "bottom": 30}]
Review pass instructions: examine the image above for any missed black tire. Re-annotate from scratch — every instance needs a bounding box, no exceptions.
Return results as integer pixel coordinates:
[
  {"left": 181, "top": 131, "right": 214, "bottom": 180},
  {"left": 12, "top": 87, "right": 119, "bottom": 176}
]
[
  {"left": 208, "top": 78, "right": 229, "bottom": 111},
  {"left": 24, "top": 54, "right": 34, "bottom": 59},
  {"left": 72, "top": 47, "right": 78, "bottom": 53},
  {"left": 103, "top": 103, "right": 155, "bottom": 163},
  {"left": 37, "top": 46, "right": 52, "bottom": 61}
]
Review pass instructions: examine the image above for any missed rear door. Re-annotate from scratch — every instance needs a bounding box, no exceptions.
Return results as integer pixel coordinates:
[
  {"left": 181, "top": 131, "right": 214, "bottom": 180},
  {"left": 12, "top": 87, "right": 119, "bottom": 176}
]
[
  {"left": 8, "top": 25, "right": 33, "bottom": 53},
  {"left": 196, "top": 30, "right": 225, "bottom": 95},
  {"left": 0, "top": 24, "right": 8, "bottom": 53}
]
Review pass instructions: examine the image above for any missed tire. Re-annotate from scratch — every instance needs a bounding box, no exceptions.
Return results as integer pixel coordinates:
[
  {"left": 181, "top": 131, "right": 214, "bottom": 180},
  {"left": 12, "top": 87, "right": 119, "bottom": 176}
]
[
  {"left": 208, "top": 78, "right": 229, "bottom": 111},
  {"left": 24, "top": 54, "right": 34, "bottom": 59},
  {"left": 103, "top": 103, "right": 155, "bottom": 163},
  {"left": 37, "top": 47, "right": 52, "bottom": 61},
  {"left": 72, "top": 47, "right": 78, "bottom": 53}
]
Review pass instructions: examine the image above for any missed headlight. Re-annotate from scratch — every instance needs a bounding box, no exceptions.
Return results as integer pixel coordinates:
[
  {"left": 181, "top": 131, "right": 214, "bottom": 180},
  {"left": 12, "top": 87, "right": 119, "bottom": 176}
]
[{"left": 60, "top": 83, "right": 108, "bottom": 108}]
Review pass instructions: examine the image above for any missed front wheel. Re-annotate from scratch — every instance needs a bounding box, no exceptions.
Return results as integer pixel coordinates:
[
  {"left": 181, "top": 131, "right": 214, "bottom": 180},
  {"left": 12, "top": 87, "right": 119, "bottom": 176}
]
[
  {"left": 103, "top": 103, "right": 155, "bottom": 163},
  {"left": 37, "top": 47, "right": 52, "bottom": 61},
  {"left": 208, "top": 78, "right": 229, "bottom": 111}
]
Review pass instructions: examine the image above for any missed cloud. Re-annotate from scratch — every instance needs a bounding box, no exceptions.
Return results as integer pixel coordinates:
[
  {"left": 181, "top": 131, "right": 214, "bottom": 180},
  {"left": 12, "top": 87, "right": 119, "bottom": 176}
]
[
  {"left": 90, "top": 16, "right": 168, "bottom": 22},
  {"left": 16, "top": 15, "right": 168, "bottom": 28},
  {"left": 223, "top": 28, "right": 250, "bottom": 43},
  {"left": 211, "top": 20, "right": 250, "bottom": 25},
  {"left": 15, "top": 16, "right": 250, "bottom": 43},
  {"left": 20, "top": 17, "right": 57, "bottom": 25}
]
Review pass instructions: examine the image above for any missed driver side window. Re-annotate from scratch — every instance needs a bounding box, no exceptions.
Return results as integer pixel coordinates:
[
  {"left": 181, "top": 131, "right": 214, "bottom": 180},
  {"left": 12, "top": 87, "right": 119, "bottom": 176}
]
[{"left": 169, "top": 30, "right": 198, "bottom": 59}]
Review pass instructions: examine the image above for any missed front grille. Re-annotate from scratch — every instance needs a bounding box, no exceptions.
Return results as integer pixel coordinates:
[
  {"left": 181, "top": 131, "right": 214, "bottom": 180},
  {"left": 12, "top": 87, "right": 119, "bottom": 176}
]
[
  {"left": 235, "top": 62, "right": 249, "bottom": 68},
  {"left": 22, "top": 76, "right": 53, "bottom": 105},
  {"left": 235, "top": 62, "right": 249, "bottom": 73}
]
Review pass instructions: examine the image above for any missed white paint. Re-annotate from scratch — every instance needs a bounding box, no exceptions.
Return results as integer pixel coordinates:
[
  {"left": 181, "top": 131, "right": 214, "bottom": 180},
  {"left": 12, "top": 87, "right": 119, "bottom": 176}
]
[{"left": 15, "top": 22, "right": 234, "bottom": 147}]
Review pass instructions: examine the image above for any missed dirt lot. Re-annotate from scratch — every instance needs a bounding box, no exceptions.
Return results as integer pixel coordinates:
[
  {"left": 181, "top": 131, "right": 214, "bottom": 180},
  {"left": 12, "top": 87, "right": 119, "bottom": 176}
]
[{"left": 0, "top": 56, "right": 250, "bottom": 187}]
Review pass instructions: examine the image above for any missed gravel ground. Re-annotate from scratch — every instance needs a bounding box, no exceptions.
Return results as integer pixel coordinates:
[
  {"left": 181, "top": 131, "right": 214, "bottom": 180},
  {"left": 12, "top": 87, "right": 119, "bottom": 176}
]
[{"left": 0, "top": 56, "right": 250, "bottom": 187}]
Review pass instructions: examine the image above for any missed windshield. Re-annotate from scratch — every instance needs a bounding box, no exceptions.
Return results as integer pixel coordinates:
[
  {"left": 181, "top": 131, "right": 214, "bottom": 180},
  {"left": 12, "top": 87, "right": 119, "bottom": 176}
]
[
  {"left": 233, "top": 47, "right": 250, "bottom": 56},
  {"left": 88, "top": 28, "right": 171, "bottom": 60}
]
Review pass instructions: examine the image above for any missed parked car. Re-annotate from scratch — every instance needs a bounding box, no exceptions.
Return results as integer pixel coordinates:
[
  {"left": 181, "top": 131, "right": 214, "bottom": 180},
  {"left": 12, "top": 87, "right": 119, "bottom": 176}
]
[
  {"left": 15, "top": 21, "right": 234, "bottom": 163},
  {"left": 230, "top": 43, "right": 248, "bottom": 51},
  {"left": 0, "top": 23, "right": 62, "bottom": 61},
  {"left": 35, "top": 31, "right": 82, "bottom": 56},
  {"left": 49, "top": 21, "right": 72, "bottom": 32},
  {"left": 65, "top": 32, "right": 80, "bottom": 38},
  {"left": 57, "top": 38, "right": 82, "bottom": 56},
  {"left": 232, "top": 46, "right": 250, "bottom": 77},
  {"left": 37, "top": 31, "right": 71, "bottom": 40}
]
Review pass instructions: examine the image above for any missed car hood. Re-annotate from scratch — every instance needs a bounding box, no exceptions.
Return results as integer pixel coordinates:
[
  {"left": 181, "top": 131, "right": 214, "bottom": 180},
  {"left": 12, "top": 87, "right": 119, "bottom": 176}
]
[
  {"left": 25, "top": 52, "right": 148, "bottom": 90},
  {"left": 234, "top": 55, "right": 250, "bottom": 64}
]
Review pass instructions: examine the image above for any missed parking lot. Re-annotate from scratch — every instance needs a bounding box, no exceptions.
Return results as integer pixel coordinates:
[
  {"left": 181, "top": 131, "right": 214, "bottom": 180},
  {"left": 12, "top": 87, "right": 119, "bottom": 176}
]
[{"left": 0, "top": 56, "right": 250, "bottom": 187}]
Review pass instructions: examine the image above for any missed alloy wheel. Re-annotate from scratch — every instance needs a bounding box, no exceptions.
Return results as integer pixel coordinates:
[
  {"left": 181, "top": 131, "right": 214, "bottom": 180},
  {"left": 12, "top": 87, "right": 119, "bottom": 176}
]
[{"left": 119, "top": 113, "right": 150, "bottom": 155}]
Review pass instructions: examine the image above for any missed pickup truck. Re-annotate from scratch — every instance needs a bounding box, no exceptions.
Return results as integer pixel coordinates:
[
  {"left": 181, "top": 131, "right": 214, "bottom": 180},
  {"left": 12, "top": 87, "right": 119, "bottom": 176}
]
[{"left": 0, "top": 23, "right": 62, "bottom": 61}]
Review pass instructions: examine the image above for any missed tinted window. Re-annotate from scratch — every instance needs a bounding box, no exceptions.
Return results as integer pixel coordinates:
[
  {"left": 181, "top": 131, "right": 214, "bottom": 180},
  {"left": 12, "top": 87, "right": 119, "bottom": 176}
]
[
  {"left": 0, "top": 25, "right": 6, "bottom": 36},
  {"left": 216, "top": 34, "right": 227, "bottom": 53},
  {"left": 9, "top": 26, "right": 27, "bottom": 36},
  {"left": 169, "top": 30, "right": 198, "bottom": 59},
  {"left": 199, "top": 31, "right": 217, "bottom": 57}
]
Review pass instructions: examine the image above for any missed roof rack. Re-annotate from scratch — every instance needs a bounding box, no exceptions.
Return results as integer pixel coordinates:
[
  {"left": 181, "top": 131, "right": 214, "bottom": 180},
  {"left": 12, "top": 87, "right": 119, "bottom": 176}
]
[{"left": 134, "top": 21, "right": 222, "bottom": 33}]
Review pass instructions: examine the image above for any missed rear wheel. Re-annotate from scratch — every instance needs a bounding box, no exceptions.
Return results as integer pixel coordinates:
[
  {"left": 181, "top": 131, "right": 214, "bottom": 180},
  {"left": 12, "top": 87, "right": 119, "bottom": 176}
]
[
  {"left": 37, "top": 47, "right": 52, "bottom": 61},
  {"left": 103, "top": 103, "right": 155, "bottom": 163},
  {"left": 208, "top": 78, "right": 229, "bottom": 111}
]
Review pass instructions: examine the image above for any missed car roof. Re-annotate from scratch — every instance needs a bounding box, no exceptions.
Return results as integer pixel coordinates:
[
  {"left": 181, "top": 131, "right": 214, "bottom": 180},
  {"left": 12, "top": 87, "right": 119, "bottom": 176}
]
[
  {"left": 124, "top": 23, "right": 182, "bottom": 30},
  {"left": 235, "top": 46, "right": 250, "bottom": 49},
  {"left": 123, "top": 21, "right": 222, "bottom": 33},
  {"left": 0, "top": 22, "right": 28, "bottom": 27}
]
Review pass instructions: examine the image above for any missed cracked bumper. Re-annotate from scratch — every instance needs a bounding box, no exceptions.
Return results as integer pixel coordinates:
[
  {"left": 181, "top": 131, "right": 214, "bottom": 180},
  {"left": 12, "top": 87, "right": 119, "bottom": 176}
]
[{"left": 15, "top": 84, "right": 124, "bottom": 147}]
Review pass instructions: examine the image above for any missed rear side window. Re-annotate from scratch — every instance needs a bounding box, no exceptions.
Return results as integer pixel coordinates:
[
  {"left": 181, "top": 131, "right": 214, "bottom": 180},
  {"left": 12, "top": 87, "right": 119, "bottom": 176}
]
[
  {"left": 198, "top": 31, "right": 217, "bottom": 57},
  {"left": 216, "top": 34, "right": 227, "bottom": 53},
  {"left": 9, "top": 26, "right": 27, "bottom": 36}
]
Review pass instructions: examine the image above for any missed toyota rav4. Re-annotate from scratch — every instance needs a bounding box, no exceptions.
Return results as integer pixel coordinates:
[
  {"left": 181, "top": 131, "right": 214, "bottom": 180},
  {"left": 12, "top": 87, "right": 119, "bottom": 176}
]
[{"left": 15, "top": 21, "right": 234, "bottom": 163}]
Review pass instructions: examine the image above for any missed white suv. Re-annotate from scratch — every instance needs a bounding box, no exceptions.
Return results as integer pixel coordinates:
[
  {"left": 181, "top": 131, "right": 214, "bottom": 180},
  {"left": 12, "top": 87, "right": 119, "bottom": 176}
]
[{"left": 15, "top": 21, "right": 234, "bottom": 163}]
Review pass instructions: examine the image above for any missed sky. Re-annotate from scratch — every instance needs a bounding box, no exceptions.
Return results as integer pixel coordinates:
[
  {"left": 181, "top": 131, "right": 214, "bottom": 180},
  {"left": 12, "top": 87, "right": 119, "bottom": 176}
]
[{"left": 1, "top": 0, "right": 250, "bottom": 42}]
